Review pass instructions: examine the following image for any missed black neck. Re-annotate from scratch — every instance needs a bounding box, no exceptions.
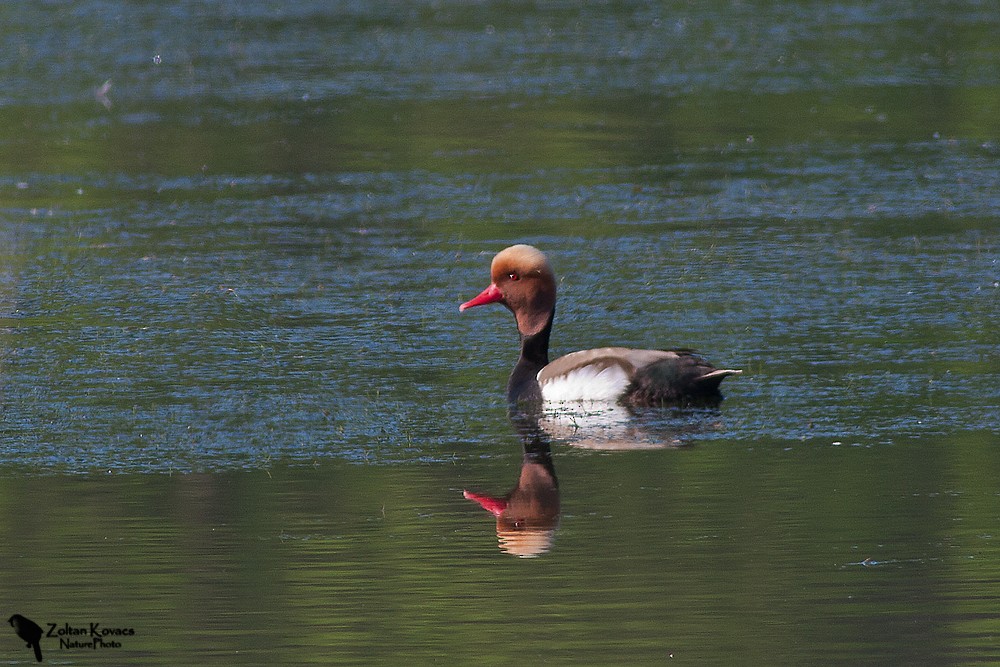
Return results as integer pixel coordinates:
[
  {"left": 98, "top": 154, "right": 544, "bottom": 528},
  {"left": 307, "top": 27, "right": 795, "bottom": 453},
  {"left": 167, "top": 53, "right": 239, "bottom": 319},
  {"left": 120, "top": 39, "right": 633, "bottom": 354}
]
[{"left": 506, "top": 311, "right": 553, "bottom": 403}]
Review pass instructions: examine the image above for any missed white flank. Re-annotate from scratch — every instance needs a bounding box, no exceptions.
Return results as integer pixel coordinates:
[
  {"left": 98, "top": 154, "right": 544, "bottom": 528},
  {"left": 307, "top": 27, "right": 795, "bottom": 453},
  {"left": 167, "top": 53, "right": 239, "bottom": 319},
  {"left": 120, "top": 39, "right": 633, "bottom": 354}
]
[{"left": 539, "top": 364, "right": 630, "bottom": 402}]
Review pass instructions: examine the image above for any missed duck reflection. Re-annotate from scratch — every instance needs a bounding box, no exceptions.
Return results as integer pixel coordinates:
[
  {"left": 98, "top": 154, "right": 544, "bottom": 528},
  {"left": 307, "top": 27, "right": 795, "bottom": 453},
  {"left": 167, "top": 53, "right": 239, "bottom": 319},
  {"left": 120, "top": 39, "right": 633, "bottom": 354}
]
[
  {"left": 463, "top": 411, "right": 560, "bottom": 558},
  {"left": 462, "top": 404, "right": 724, "bottom": 557},
  {"left": 537, "top": 403, "right": 723, "bottom": 450}
]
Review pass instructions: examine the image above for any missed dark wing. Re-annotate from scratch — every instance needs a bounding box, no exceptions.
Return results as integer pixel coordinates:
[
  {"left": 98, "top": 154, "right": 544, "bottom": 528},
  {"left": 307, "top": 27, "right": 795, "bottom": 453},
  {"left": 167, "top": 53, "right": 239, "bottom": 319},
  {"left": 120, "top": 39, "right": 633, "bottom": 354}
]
[{"left": 625, "top": 349, "right": 741, "bottom": 407}]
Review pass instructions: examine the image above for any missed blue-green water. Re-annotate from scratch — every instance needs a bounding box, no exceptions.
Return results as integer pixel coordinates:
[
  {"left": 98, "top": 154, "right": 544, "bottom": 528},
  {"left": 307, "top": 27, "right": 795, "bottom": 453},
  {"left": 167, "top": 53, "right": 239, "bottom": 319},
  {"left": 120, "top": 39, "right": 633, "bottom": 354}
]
[{"left": 2, "top": 2, "right": 999, "bottom": 664}]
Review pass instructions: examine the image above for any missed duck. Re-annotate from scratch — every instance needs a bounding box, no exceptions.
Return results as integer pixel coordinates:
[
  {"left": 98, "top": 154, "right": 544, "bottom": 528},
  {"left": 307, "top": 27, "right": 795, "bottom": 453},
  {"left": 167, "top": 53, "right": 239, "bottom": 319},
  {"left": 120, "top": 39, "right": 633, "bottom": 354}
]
[{"left": 459, "top": 244, "right": 741, "bottom": 406}]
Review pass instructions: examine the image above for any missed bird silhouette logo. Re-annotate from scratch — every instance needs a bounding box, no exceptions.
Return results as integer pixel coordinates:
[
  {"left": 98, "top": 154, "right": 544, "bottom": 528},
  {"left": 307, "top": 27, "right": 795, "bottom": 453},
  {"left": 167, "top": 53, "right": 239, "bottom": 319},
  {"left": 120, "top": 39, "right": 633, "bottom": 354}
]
[{"left": 7, "top": 614, "right": 43, "bottom": 662}]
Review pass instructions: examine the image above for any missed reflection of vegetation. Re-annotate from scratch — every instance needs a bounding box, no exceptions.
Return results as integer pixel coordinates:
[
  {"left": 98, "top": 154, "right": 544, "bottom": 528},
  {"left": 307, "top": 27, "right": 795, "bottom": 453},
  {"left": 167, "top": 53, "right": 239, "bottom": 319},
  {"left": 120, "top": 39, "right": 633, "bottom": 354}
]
[
  {"left": 2, "top": 85, "right": 998, "bottom": 189},
  {"left": 1, "top": 439, "right": 998, "bottom": 663}
]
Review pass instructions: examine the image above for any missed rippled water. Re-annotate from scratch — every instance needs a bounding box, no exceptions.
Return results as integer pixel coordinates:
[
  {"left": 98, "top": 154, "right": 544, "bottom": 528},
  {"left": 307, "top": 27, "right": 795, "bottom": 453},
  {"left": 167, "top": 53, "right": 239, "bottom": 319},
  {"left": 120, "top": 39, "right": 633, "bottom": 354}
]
[{"left": 2, "top": 1, "right": 999, "bottom": 664}]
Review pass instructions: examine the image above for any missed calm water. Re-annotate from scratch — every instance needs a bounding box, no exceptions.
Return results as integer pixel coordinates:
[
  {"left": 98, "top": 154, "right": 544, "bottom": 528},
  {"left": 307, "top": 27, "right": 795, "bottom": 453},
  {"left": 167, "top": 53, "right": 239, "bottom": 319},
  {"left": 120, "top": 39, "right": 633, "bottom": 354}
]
[{"left": 2, "top": 1, "right": 999, "bottom": 664}]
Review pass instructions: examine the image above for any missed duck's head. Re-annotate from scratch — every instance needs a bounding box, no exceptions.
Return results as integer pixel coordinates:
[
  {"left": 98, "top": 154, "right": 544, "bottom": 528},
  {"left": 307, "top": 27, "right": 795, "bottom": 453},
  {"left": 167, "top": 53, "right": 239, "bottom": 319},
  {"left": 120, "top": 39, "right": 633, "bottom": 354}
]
[{"left": 460, "top": 244, "right": 556, "bottom": 336}]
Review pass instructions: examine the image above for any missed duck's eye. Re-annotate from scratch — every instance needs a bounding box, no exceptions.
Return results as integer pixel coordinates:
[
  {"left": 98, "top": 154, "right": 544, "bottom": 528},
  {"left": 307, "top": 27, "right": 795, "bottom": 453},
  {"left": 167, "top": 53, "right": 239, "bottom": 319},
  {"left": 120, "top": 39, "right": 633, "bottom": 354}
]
[{"left": 507, "top": 271, "right": 520, "bottom": 281}]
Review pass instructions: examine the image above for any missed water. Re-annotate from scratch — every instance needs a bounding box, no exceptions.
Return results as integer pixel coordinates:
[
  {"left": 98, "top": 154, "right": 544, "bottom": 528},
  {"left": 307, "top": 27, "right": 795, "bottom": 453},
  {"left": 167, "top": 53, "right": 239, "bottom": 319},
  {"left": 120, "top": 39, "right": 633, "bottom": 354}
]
[{"left": 1, "top": 1, "right": 999, "bottom": 664}]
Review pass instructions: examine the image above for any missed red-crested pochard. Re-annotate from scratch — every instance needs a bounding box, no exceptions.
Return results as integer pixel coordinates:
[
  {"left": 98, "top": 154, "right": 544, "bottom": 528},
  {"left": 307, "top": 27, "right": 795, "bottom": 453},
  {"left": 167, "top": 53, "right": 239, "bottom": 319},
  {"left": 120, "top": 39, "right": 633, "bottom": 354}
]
[{"left": 460, "top": 244, "right": 741, "bottom": 406}]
